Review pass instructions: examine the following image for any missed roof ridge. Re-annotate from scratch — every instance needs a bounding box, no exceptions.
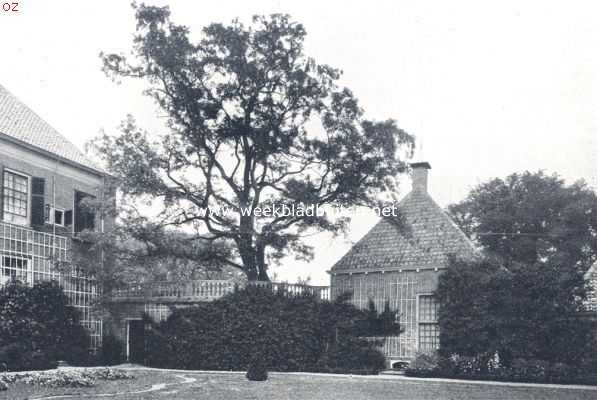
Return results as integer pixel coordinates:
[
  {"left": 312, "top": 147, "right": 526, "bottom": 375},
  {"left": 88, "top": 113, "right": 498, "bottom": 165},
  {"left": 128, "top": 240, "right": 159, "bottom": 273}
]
[
  {"left": 330, "top": 188, "right": 476, "bottom": 272},
  {"left": 410, "top": 189, "right": 478, "bottom": 254},
  {"left": 0, "top": 83, "right": 104, "bottom": 174}
]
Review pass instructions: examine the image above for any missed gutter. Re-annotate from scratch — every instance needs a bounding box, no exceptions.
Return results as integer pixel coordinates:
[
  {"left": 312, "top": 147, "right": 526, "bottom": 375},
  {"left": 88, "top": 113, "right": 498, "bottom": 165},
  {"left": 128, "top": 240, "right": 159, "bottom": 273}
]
[{"left": 0, "top": 131, "right": 112, "bottom": 178}]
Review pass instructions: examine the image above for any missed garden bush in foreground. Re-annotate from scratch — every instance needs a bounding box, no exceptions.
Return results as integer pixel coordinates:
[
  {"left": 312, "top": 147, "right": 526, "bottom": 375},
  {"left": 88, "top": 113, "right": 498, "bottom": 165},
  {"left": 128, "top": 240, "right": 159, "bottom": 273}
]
[
  {"left": 145, "top": 287, "right": 389, "bottom": 374},
  {"left": 98, "top": 334, "right": 126, "bottom": 366},
  {"left": 405, "top": 352, "right": 597, "bottom": 385},
  {"left": 0, "top": 282, "right": 91, "bottom": 371}
]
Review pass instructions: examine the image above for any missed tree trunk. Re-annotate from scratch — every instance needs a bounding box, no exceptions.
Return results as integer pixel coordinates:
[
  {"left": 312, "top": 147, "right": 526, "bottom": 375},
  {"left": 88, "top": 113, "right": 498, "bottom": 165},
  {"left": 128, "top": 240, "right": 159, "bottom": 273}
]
[
  {"left": 256, "top": 242, "right": 269, "bottom": 281},
  {"left": 237, "top": 238, "right": 269, "bottom": 282}
]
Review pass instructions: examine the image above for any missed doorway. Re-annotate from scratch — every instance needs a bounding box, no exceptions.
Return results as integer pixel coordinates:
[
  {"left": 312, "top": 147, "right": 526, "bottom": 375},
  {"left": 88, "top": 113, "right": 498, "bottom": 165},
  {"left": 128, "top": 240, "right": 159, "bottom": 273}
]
[{"left": 127, "top": 319, "right": 145, "bottom": 364}]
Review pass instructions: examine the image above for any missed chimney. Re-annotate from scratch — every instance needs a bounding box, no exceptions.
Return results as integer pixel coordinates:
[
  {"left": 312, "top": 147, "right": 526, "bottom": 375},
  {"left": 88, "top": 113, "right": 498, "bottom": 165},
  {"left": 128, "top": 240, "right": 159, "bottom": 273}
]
[{"left": 410, "top": 162, "right": 431, "bottom": 193}]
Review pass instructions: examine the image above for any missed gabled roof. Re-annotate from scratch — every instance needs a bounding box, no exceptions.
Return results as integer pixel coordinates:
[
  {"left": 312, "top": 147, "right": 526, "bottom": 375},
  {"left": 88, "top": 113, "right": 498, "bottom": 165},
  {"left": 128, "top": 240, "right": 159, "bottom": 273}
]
[
  {"left": 331, "top": 188, "right": 477, "bottom": 273},
  {"left": 0, "top": 84, "right": 104, "bottom": 174}
]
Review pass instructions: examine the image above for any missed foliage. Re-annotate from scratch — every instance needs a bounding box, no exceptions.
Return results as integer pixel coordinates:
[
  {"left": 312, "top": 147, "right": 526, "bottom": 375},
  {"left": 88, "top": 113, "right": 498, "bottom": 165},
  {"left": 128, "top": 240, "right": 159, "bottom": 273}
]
[
  {"left": 94, "top": 4, "right": 415, "bottom": 281},
  {"left": 98, "top": 334, "right": 126, "bottom": 366},
  {"left": 246, "top": 356, "right": 268, "bottom": 381},
  {"left": 406, "top": 355, "right": 597, "bottom": 385},
  {"left": 448, "top": 170, "right": 597, "bottom": 273},
  {"left": 443, "top": 172, "right": 597, "bottom": 371},
  {"left": 313, "top": 336, "right": 386, "bottom": 375},
  {"left": 436, "top": 256, "right": 594, "bottom": 367},
  {"left": 0, "top": 282, "right": 91, "bottom": 371},
  {"left": 360, "top": 299, "right": 402, "bottom": 337},
  {"left": 144, "top": 286, "right": 388, "bottom": 374},
  {"left": 0, "top": 368, "right": 134, "bottom": 389},
  {"left": 408, "top": 351, "right": 441, "bottom": 372}
]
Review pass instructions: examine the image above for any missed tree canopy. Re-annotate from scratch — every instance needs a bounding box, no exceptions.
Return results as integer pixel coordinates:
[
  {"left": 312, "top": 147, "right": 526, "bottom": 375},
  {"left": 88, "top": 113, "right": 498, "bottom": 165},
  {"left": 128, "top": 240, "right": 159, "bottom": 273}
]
[
  {"left": 95, "top": 5, "right": 414, "bottom": 281},
  {"left": 438, "top": 171, "right": 597, "bottom": 367},
  {"left": 436, "top": 256, "right": 594, "bottom": 366},
  {"left": 448, "top": 170, "right": 597, "bottom": 273}
]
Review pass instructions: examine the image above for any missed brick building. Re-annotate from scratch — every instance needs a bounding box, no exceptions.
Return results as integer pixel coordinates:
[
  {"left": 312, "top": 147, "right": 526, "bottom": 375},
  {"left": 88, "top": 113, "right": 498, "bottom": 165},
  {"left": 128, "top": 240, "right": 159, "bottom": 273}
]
[
  {"left": 330, "top": 162, "right": 476, "bottom": 366},
  {"left": 0, "top": 84, "right": 111, "bottom": 350}
]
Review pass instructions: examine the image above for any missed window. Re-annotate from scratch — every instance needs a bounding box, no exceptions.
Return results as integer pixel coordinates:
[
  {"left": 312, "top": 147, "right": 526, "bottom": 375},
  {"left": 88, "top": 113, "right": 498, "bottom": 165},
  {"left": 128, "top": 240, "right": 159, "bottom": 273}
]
[
  {"left": 1, "top": 256, "right": 31, "bottom": 286},
  {"left": 54, "top": 209, "right": 64, "bottom": 226},
  {"left": 3, "top": 170, "right": 29, "bottom": 225},
  {"left": 418, "top": 294, "right": 440, "bottom": 352},
  {"left": 45, "top": 205, "right": 65, "bottom": 227},
  {"left": 74, "top": 191, "right": 95, "bottom": 233}
]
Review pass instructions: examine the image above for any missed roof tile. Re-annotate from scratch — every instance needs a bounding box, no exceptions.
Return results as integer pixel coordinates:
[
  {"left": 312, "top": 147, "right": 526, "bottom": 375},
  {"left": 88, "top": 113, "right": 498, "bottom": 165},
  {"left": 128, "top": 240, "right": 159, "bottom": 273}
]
[
  {"left": 0, "top": 84, "right": 103, "bottom": 173},
  {"left": 331, "top": 188, "right": 477, "bottom": 272}
]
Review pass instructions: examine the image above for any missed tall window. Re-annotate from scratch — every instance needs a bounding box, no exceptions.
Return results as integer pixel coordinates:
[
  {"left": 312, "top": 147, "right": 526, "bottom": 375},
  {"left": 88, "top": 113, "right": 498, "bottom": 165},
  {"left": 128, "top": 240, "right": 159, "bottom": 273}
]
[
  {"left": 3, "top": 170, "right": 29, "bottom": 225},
  {"left": 418, "top": 294, "right": 440, "bottom": 352}
]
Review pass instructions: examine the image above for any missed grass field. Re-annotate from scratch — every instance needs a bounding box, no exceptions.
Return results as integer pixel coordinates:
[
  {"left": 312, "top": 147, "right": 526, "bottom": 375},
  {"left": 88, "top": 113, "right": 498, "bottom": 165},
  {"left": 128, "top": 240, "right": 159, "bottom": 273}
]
[{"left": 1, "top": 368, "right": 596, "bottom": 400}]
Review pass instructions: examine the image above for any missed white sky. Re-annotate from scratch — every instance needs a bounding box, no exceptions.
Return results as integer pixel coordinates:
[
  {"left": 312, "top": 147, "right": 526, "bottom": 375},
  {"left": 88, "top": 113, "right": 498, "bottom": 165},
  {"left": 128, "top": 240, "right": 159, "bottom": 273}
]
[{"left": 1, "top": 1, "right": 597, "bottom": 284}]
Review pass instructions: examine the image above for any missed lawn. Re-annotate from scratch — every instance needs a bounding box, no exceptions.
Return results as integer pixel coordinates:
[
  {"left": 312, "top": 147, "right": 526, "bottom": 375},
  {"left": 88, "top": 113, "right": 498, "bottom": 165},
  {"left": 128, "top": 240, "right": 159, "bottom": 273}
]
[{"left": 1, "top": 368, "right": 596, "bottom": 400}]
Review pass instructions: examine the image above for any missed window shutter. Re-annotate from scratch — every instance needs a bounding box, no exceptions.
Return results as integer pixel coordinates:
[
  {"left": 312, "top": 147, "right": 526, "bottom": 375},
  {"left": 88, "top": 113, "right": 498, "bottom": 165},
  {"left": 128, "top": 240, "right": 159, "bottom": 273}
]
[
  {"left": 64, "top": 210, "right": 73, "bottom": 226},
  {"left": 31, "top": 177, "right": 45, "bottom": 226}
]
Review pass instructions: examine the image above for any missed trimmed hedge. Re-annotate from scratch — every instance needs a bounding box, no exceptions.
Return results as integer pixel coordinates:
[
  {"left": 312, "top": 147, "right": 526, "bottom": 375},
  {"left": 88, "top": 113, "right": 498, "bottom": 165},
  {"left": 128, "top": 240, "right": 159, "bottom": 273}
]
[
  {"left": 405, "top": 352, "right": 597, "bottom": 385},
  {"left": 0, "top": 282, "right": 91, "bottom": 371},
  {"left": 144, "top": 286, "right": 387, "bottom": 374}
]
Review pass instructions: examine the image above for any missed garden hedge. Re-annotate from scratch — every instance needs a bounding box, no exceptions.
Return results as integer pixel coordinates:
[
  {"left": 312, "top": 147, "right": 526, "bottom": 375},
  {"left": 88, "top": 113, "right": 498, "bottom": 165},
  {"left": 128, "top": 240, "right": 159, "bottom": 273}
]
[
  {"left": 0, "top": 281, "right": 91, "bottom": 371},
  {"left": 144, "top": 286, "right": 388, "bottom": 374}
]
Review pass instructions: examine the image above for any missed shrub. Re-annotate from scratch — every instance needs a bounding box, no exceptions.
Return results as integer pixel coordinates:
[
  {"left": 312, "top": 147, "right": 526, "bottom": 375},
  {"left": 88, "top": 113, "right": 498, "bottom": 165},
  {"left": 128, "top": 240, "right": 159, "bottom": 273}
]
[
  {"left": 408, "top": 351, "right": 440, "bottom": 373},
  {"left": 246, "top": 356, "right": 268, "bottom": 381},
  {"left": 99, "top": 334, "right": 125, "bottom": 366},
  {"left": 406, "top": 355, "right": 597, "bottom": 385},
  {"left": 436, "top": 256, "right": 594, "bottom": 366},
  {"left": 314, "top": 337, "right": 386, "bottom": 375},
  {"left": 0, "top": 281, "right": 90, "bottom": 371},
  {"left": 144, "top": 286, "right": 388, "bottom": 374},
  {"left": 0, "top": 343, "right": 56, "bottom": 372}
]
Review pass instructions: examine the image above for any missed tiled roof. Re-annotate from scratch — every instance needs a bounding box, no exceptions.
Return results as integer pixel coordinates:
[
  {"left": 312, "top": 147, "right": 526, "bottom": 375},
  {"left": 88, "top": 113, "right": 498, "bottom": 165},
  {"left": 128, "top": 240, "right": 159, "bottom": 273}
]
[
  {"left": 0, "top": 84, "right": 103, "bottom": 173},
  {"left": 331, "top": 188, "right": 477, "bottom": 272}
]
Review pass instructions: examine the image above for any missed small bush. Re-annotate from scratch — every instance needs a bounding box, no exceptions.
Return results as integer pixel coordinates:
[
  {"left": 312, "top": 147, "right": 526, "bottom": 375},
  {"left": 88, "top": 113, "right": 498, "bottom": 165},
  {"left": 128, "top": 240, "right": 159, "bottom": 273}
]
[
  {"left": 0, "top": 381, "right": 7, "bottom": 391},
  {"left": 246, "top": 356, "right": 268, "bottom": 381}
]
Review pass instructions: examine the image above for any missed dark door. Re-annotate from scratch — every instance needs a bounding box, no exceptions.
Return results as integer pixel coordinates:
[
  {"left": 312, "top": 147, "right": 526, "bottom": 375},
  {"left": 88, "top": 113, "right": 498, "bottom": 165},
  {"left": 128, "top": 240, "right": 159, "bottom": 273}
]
[{"left": 128, "top": 320, "right": 145, "bottom": 364}]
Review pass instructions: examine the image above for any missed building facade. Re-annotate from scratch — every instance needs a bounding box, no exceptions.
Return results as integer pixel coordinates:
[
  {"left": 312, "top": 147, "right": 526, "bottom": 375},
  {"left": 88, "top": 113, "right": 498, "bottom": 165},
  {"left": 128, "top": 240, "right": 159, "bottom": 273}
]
[
  {"left": 330, "top": 162, "right": 476, "bottom": 366},
  {"left": 0, "top": 84, "right": 111, "bottom": 350}
]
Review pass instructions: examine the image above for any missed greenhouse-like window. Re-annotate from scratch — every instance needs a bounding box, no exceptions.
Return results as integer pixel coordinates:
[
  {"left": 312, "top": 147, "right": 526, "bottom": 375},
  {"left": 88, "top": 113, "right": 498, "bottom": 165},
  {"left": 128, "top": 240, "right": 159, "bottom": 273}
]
[{"left": 418, "top": 294, "right": 440, "bottom": 352}]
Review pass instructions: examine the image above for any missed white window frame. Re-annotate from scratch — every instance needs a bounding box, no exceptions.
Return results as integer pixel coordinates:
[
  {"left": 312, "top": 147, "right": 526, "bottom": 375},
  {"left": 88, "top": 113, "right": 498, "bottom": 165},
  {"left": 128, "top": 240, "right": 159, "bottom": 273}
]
[
  {"left": 1, "top": 255, "right": 32, "bottom": 286},
  {"left": 2, "top": 168, "right": 31, "bottom": 226},
  {"left": 417, "top": 293, "right": 440, "bottom": 352},
  {"left": 45, "top": 205, "right": 65, "bottom": 227}
]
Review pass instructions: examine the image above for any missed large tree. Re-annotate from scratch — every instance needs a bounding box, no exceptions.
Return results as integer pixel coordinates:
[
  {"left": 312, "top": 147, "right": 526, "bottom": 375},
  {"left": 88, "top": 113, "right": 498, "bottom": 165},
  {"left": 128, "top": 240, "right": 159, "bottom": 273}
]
[
  {"left": 448, "top": 171, "right": 597, "bottom": 273},
  {"left": 94, "top": 5, "right": 414, "bottom": 281},
  {"left": 439, "top": 171, "right": 597, "bottom": 366},
  {"left": 437, "top": 256, "right": 594, "bottom": 366}
]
